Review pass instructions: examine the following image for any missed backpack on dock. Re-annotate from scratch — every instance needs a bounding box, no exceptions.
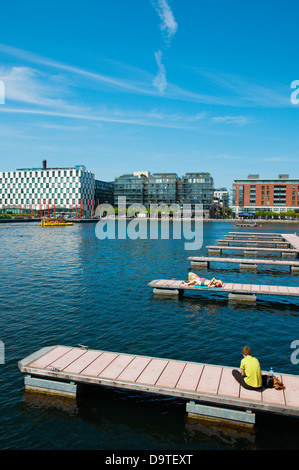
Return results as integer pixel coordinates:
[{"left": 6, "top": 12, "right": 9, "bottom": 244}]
[
  {"left": 273, "top": 376, "right": 285, "bottom": 390},
  {"left": 262, "top": 374, "right": 285, "bottom": 390}
]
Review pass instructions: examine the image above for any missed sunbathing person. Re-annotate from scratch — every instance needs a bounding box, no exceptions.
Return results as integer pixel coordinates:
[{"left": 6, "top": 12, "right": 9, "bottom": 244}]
[{"left": 182, "top": 272, "right": 223, "bottom": 287}]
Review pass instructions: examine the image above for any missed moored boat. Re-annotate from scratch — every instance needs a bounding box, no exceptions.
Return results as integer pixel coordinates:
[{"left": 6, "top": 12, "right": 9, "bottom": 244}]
[{"left": 39, "top": 217, "right": 73, "bottom": 226}]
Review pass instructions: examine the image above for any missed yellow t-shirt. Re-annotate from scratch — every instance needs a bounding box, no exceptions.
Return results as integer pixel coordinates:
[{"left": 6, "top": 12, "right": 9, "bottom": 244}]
[{"left": 240, "top": 355, "right": 262, "bottom": 388}]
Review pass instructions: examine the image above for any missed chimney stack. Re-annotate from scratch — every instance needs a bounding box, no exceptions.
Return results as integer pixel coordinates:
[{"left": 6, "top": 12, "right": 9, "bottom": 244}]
[{"left": 42, "top": 159, "right": 47, "bottom": 170}]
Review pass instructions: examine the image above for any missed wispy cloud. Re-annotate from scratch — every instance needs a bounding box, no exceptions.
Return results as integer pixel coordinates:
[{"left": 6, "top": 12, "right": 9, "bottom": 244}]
[
  {"left": 151, "top": 0, "right": 177, "bottom": 94},
  {"left": 0, "top": 65, "right": 68, "bottom": 108},
  {"left": 0, "top": 56, "right": 255, "bottom": 133},
  {"left": 1, "top": 43, "right": 289, "bottom": 109},
  {"left": 0, "top": 106, "right": 199, "bottom": 130},
  {"left": 0, "top": 99, "right": 249, "bottom": 133},
  {"left": 151, "top": 0, "right": 178, "bottom": 43},
  {"left": 153, "top": 51, "right": 167, "bottom": 94},
  {"left": 211, "top": 115, "right": 252, "bottom": 125},
  {"left": 196, "top": 69, "right": 290, "bottom": 108},
  {"left": 0, "top": 43, "right": 154, "bottom": 95}
]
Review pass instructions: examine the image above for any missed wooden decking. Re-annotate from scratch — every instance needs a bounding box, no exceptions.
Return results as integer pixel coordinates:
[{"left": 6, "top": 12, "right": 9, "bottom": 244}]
[
  {"left": 229, "top": 232, "right": 285, "bottom": 236},
  {"left": 206, "top": 245, "right": 298, "bottom": 255},
  {"left": 226, "top": 234, "right": 283, "bottom": 238},
  {"left": 18, "top": 345, "right": 299, "bottom": 420},
  {"left": 217, "top": 239, "right": 290, "bottom": 247},
  {"left": 199, "top": 232, "right": 299, "bottom": 268},
  {"left": 283, "top": 234, "right": 299, "bottom": 250},
  {"left": 226, "top": 235, "right": 284, "bottom": 241},
  {"left": 188, "top": 256, "right": 299, "bottom": 271},
  {"left": 148, "top": 279, "right": 299, "bottom": 300},
  {"left": 149, "top": 232, "right": 299, "bottom": 301}
]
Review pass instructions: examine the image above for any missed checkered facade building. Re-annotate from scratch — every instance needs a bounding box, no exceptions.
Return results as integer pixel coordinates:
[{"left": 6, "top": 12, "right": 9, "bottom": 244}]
[{"left": 0, "top": 162, "right": 95, "bottom": 213}]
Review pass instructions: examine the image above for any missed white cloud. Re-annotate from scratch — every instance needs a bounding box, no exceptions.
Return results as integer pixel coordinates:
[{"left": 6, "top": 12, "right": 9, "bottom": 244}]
[
  {"left": 0, "top": 44, "right": 154, "bottom": 95},
  {"left": 0, "top": 106, "right": 196, "bottom": 130},
  {"left": 0, "top": 65, "right": 69, "bottom": 108},
  {"left": 1, "top": 43, "right": 281, "bottom": 108},
  {"left": 151, "top": 0, "right": 178, "bottom": 43},
  {"left": 197, "top": 69, "right": 290, "bottom": 108},
  {"left": 211, "top": 115, "right": 252, "bottom": 125},
  {"left": 153, "top": 50, "right": 167, "bottom": 94}
]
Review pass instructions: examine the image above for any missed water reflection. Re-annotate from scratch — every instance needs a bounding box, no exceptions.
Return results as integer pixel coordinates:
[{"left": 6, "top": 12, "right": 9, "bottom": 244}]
[{"left": 185, "top": 415, "right": 256, "bottom": 449}]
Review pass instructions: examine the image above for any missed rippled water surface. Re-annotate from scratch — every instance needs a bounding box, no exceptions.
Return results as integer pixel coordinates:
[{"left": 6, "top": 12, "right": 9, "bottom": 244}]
[{"left": 0, "top": 220, "right": 299, "bottom": 450}]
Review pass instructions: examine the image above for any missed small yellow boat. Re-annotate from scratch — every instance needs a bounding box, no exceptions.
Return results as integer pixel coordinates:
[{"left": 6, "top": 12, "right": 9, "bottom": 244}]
[{"left": 39, "top": 217, "right": 73, "bottom": 227}]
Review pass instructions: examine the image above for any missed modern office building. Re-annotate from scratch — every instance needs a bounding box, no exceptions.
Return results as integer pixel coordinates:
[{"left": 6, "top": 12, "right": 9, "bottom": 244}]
[
  {"left": 214, "top": 188, "right": 229, "bottom": 208},
  {"left": 114, "top": 173, "right": 145, "bottom": 206},
  {"left": 114, "top": 171, "right": 214, "bottom": 216},
  {"left": 0, "top": 160, "right": 95, "bottom": 215},
  {"left": 94, "top": 179, "right": 114, "bottom": 206},
  {"left": 232, "top": 174, "right": 299, "bottom": 216},
  {"left": 146, "top": 173, "right": 180, "bottom": 206},
  {"left": 114, "top": 172, "right": 180, "bottom": 207},
  {"left": 180, "top": 173, "right": 214, "bottom": 212},
  {"left": 0, "top": 161, "right": 217, "bottom": 216}
]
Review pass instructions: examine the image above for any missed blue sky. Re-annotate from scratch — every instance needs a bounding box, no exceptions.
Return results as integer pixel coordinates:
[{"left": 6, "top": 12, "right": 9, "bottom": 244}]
[{"left": 0, "top": 0, "right": 298, "bottom": 191}]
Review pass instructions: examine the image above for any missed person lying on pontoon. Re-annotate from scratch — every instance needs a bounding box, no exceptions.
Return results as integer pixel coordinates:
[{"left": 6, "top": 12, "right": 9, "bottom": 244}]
[{"left": 182, "top": 272, "right": 224, "bottom": 287}]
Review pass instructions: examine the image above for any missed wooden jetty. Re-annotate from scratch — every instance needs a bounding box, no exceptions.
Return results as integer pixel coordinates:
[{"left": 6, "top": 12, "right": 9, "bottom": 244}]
[
  {"left": 206, "top": 245, "right": 299, "bottom": 257},
  {"left": 207, "top": 232, "right": 299, "bottom": 258},
  {"left": 217, "top": 239, "right": 290, "bottom": 248},
  {"left": 229, "top": 232, "right": 285, "bottom": 236},
  {"left": 225, "top": 236, "right": 285, "bottom": 242},
  {"left": 189, "top": 233, "right": 299, "bottom": 271},
  {"left": 283, "top": 234, "right": 299, "bottom": 250},
  {"left": 18, "top": 345, "right": 299, "bottom": 426},
  {"left": 148, "top": 279, "right": 299, "bottom": 302},
  {"left": 188, "top": 256, "right": 299, "bottom": 273}
]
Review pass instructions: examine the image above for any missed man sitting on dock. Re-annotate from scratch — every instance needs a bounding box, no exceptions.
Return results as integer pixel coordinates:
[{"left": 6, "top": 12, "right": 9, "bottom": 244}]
[{"left": 232, "top": 346, "right": 262, "bottom": 391}]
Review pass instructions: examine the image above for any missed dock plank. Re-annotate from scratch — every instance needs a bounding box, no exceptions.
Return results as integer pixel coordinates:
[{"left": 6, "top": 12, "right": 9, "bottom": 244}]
[
  {"left": 218, "top": 367, "right": 240, "bottom": 398},
  {"left": 261, "top": 375, "right": 285, "bottom": 406},
  {"left": 156, "top": 360, "right": 186, "bottom": 389},
  {"left": 240, "top": 386, "right": 262, "bottom": 402},
  {"left": 136, "top": 358, "right": 168, "bottom": 385},
  {"left": 28, "top": 346, "right": 72, "bottom": 369},
  {"left": 46, "top": 348, "right": 86, "bottom": 371},
  {"left": 100, "top": 354, "right": 136, "bottom": 380},
  {"left": 81, "top": 352, "right": 118, "bottom": 377},
  {"left": 197, "top": 365, "right": 222, "bottom": 395},
  {"left": 117, "top": 356, "right": 151, "bottom": 382},
  {"left": 176, "top": 362, "right": 204, "bottom": 391},
  {"left": 63, "top": 350, "right": 103, "bottom": 374},
  {"left": 282, "top": 375, "right": 299, "bottom": 408}
]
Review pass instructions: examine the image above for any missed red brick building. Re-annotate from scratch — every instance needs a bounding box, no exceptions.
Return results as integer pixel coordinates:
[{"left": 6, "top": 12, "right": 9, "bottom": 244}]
[{"left": 232, "top": 174, "right": 299, "bottom": 217}]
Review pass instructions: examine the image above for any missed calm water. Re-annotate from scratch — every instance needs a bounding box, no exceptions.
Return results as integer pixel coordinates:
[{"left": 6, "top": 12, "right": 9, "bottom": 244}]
[{"left": 0, "top": 220, "right": 299, "bottom": 450}]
